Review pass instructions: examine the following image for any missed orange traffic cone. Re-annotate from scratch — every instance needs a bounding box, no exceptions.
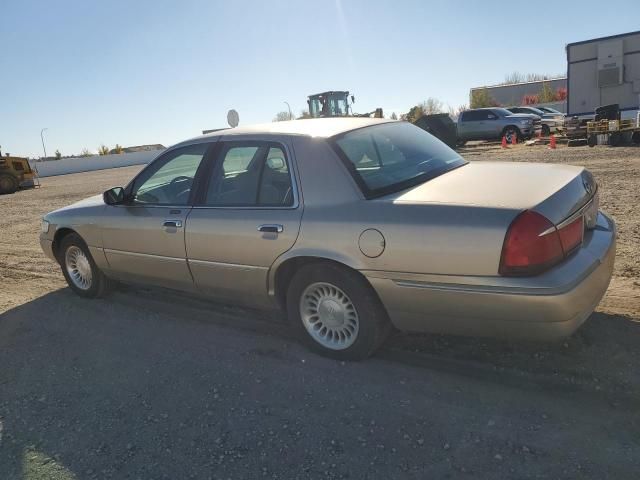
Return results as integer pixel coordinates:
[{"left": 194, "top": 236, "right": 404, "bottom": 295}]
[
  {"left": 501, "top": 136, "right": 507, "bottom": 148},
  {"left": 549, "top": 134, "right": 557, "bottom": 150}
]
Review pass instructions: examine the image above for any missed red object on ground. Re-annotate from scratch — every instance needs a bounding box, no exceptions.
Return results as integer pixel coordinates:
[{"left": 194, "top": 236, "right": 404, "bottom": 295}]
[
  {"left": 549, "top": 134, "right": 557, "bottom": 149},
  {"left": 512, "top": 133, "right": 517, "bottom": 145},
  {"left": 501, "top": 136, "right": 507, "bottom": 148}
]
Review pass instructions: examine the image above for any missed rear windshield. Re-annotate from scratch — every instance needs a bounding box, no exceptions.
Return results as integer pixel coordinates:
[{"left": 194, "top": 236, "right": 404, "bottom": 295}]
[{"left": 331, "top": 122, "right": 466, "bottom": 198}]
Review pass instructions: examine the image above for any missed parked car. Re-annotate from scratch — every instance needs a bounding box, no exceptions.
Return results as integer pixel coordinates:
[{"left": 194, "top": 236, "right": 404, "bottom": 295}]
[
  {"left": 40, "top": 118, "right": 615, "bottom": 360},
  {"left": 457, "top": 108, "right": 541, "bottom": 144},
  {"left": 536, "top": 106, "right": 565, "bottom": 115},
  {"left": 507, "top": 106, "right": 564, "bottom": 136}
]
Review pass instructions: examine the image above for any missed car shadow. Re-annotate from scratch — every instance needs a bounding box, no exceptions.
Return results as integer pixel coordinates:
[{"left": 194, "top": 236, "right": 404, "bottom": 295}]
[
  {"left": 1, "top": 287, "right": 639, "bottom": 477},
  {"left": 385, "top": 310, "right": 640, "bottom": 395}
]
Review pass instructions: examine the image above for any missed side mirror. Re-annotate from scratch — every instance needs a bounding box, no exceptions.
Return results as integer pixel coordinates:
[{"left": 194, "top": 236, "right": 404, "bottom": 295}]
[{"left": 103, "top": 186, "right": 125, "bottom": 205}]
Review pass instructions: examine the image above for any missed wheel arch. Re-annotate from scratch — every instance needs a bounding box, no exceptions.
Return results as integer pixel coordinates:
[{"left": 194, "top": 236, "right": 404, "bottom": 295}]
[
  {"left": 501, "top": 124, "right": 521, "bottom": 135},
  {"left": 51, "top": 227, "right": 80, "bottom": 261},
  {"left": 270, "top": 253, "right": 378, "bottom": 312}
]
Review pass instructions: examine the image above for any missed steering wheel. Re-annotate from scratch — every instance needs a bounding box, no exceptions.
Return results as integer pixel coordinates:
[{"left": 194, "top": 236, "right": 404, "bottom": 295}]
[
  {"left": 170, "top": 176, "right": 193, "bottom": 202},
  {"left": 170, "top": 176, "right": 192, "bottom": 187}
]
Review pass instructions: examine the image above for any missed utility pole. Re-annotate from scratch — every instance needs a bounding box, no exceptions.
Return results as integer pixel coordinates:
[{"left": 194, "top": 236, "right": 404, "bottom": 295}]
[
  {"left": 284, "top": 101, "right": 293, "bottom": 120},
  {"left": 40, "top": 128, "right": 48, "bottom": 159}
]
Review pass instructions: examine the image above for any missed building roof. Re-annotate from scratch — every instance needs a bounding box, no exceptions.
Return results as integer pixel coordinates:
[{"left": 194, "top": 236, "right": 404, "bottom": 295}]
[
  {"left": 123, "top": 144, "right": 165, "bottom": 152},
  {"left": 193, "top": 117, "right": 394, "bottom": 142},
  {"left": 566, "top": 29, "right": 640, "bottom": 48},
  {"left": 471, "top": 77, "right": 567, "bottom": 91}
]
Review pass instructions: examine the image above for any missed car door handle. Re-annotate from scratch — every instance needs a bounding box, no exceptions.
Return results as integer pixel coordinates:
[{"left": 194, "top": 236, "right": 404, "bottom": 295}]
[
  {"left": 163, "top": 220, "right": 183, "bottom": 228},
  {"left": 258, "top": 224, "right": 283, "bottom": 233}
]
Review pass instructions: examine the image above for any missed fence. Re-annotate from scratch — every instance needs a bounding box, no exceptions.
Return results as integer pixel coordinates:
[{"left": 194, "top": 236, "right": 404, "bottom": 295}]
[{"left": 29, "top": 150, "right": 163, "bottom": 178}]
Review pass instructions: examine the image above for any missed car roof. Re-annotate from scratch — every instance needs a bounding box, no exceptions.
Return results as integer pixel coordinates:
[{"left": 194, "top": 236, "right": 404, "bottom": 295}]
[{"left": 185, "top": 117, "right": 395, "bottom": 144}]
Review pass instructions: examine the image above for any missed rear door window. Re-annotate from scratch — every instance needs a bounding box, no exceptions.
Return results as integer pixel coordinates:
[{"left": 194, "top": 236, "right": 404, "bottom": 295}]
[{"left": 205, "top": 143, "right": 294, "bottom": 207}]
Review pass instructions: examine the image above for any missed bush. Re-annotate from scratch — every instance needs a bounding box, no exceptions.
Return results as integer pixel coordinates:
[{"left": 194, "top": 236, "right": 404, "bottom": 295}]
[{"left": 470, "top": 88, "right": 498, "bottom": 108}]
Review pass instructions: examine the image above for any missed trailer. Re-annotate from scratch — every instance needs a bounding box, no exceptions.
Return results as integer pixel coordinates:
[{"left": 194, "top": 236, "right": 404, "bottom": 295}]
[{"left": 567, "top": 30, "right": 640, "bottom": 121}]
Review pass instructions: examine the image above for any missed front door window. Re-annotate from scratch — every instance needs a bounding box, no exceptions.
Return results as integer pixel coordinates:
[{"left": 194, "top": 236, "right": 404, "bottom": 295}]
[{"left": 132, "top": 144, "right": 209, "bottom": 205}]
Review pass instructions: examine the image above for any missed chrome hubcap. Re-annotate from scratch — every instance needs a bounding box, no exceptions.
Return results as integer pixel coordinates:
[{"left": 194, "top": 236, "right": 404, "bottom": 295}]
[
  {"left": 300, "top": 282, "right": 359, "bottom": 350},
  {"left": 65, "top": 246, "right": 92, "bottom": 290}
]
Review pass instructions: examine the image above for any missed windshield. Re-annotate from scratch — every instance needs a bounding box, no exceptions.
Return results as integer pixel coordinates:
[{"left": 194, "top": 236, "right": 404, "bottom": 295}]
[
  {"left": 332, "top": 122, "right": 466, "bottom": 198},
  {"left": 494, "top": 108, "right": 517, "bottom": 117},
  {"left": 523, "top": 107, "right": 544, "bottom": 115}
]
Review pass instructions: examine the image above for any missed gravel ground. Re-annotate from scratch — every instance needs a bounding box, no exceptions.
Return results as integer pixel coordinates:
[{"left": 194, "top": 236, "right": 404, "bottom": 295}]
[{"left": 1, "top": 144, "right": 639, "bottom": 479}]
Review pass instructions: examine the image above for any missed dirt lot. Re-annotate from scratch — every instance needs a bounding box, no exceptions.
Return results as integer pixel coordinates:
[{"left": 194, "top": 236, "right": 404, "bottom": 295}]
[{"left": 1, "top": 144, "right": 639, "bottom": 479}]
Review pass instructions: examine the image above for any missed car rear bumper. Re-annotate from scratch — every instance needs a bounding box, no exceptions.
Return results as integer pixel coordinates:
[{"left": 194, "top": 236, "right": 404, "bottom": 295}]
[{"left": 364, "top": 211, "right": 616, "bottom": 341}]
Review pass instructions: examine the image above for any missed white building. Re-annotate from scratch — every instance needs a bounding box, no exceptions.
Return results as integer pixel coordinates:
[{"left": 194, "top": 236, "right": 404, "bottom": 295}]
[
  {"left": 470, "top": 78, "right": 567, "bottom": 112},
  {"left": 567, "top": 30, "right": 640, "bottom": 119}
]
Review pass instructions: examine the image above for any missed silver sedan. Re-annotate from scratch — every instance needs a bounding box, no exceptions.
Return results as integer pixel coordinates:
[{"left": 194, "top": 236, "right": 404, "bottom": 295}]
[{"left": 40, "top": 118, "right": 616, "bottom": 360}]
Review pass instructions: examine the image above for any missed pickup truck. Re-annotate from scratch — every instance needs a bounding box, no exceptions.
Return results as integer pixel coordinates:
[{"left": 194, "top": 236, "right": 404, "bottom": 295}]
[{"left": 457, "top": 107, "right": 540, "bottom": 144}]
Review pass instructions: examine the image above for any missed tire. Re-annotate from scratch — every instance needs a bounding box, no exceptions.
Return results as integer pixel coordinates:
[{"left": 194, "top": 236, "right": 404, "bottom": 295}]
[
  {"left": 286, "top": 263, "right": 391, "bottom": 360},
  {"left": 502, "top": 126, "right": 521, "bottom": 144},
  {"left": 58, "top": 233, "right": 112, "bottom": 298},
  {"left": 632, "top": 131, "right": 640, "bottom": 145},
  {"left": 0, "top": 174, "right": 19, "bottom": 195},
  {"left": 588, "top": 135, "right": 597, "bottom": 147},
  {"left": 609, "top": 132, "right": 622, "bottom": 147},
  {"left": 541, "top": 124, "right": 551, "bottom": 137}
]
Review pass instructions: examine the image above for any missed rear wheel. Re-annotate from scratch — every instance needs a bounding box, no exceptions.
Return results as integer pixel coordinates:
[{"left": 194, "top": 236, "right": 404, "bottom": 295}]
[
  {"left": 609, "top": 132, "right": 622, "bottom": 147},
  {"left": 0, "top": 174, "right": 18, "bottom": 194},
  {"left": 588, "top": 135, "right": 597, "bottom": 147},
  {"left": 286, "top": 263, "right": 391, "bottom": 360},
  {"left": 502, "top": 126, "right": 521, "bottom": 144},
  {"left": 541, "top": 124, "right": 551, "bottom": 137},
  {"left": 58, "top": 233, "right": 112, "bottom": 298}
]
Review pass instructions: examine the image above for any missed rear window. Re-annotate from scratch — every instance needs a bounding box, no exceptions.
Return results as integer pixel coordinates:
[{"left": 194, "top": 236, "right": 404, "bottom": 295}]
[
  {"left": 461, "top": 110, "right": 484, "bottom": 121},
  {"left": 331, "top": 122, "right": 466, "bottom": 198}
]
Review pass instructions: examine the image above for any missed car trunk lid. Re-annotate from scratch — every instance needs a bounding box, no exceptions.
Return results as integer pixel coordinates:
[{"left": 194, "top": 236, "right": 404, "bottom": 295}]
[{"left": 387, "top": 162, "right": 596, "bottom": 226}]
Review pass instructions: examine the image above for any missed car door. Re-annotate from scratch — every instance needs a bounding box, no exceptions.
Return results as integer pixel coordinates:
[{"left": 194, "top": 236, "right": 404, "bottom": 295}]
[
  {"left": 185, "top": 139, "right": 302, "bottom": 307},
  {"left": 458, "top": 110, "right": 484, "bottom": 140},
  {"left": 480, "top": 110, "right": 500, "bottom": 138},
  {"left": 101, "top": 143, "right": 212, "bottom": 291}
]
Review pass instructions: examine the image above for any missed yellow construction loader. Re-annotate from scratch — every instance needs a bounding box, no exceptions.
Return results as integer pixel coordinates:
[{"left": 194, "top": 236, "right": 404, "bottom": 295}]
[{"left": 0, "top": 148, "right": 38, "bottom": 194}]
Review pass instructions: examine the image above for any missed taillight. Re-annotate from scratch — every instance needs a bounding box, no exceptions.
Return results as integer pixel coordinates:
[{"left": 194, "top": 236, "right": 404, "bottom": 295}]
[
  {"left": 557, "top": 216, "right": 584, "bottom": 255},
  {"left": 500, "top": 210, "right": 566, "bottom": 276}
]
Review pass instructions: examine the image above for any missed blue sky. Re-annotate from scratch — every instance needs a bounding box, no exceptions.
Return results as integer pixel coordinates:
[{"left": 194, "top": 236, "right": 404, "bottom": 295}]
[{"left": 2, "top": 0, "right": 640, "bottom": 158}]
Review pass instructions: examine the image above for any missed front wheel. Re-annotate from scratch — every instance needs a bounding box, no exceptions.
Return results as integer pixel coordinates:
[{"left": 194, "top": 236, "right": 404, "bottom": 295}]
[
  {"left": 59, "top": 233, "right": 112, "bottom": 298},
  {"left": 286, "top": 263, "right": 391, "bottom": 360},
  {"left": 0, "top": 174, "right": 19, "bottom": 195},
  {"left": 502, "top": 126, "right": 521, "bottom": 144}
]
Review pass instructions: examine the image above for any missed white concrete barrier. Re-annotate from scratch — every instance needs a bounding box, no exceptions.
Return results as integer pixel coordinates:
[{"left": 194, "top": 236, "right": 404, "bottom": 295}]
[{"left": 29, "top": 150, "right": 163, "bottom": 177}]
